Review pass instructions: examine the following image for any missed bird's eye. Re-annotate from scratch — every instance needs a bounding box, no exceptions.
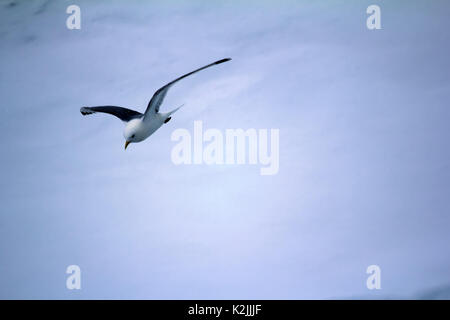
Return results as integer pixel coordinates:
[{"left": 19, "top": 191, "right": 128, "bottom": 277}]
[{"left": 131, "top": 134, "right": 135, "bottom": 138}]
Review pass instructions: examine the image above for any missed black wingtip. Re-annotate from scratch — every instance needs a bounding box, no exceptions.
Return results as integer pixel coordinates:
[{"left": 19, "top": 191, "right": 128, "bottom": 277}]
[
  {"left": 80, "top": 106, "right": 92, "bottom": 115},
  {"left": 215, "top": 58, "right": 231, "bottom": 64}
]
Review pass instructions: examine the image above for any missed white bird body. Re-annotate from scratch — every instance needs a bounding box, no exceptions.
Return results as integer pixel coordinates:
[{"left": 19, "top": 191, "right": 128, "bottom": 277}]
[
  {"left": 80, "top": 58, "right": 231, "bottom": 149},
  {"left": 123, "top": 112, "right": 172, "bottom": 142}
]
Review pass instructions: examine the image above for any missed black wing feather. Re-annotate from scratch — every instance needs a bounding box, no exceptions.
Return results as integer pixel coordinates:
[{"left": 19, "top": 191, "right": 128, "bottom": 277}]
[
  {"left": 80, "top": 106, "right": 143, "bottom": 122},
  {"left": 143, "top": 58, "right": 231, "bottom": 117}
]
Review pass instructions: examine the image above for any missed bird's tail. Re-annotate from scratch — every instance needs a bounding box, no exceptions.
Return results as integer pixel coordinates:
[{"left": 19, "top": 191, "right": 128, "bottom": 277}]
[{"left": 167, "top": 103, "right": 184, "bottom": 116}]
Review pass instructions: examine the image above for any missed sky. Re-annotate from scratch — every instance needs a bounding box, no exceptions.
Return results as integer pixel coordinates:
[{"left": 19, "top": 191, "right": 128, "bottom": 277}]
[{"left": 0, "top": 0, "right": 449, "bottom": 299}]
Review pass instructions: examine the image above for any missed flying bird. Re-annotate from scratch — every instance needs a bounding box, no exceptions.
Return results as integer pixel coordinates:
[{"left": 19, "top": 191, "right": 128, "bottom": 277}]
[{"left": 80, "top": 58, "right": 231, "bottom": 150}]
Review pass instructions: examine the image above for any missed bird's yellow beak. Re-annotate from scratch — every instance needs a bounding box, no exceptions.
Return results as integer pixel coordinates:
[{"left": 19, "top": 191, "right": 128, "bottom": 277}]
[{"left": 124, "top": 140, "right": 131, "bottom": 150}]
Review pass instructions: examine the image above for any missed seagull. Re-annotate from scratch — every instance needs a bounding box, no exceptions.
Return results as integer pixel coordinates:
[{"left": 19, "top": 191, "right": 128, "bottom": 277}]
[{"left": 80, "top": 58, "right": 231, "bottom": 150}]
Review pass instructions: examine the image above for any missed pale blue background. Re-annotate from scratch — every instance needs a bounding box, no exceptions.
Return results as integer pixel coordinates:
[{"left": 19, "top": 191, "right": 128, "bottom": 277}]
[{"left": 0, "top": 0, "right": 449, "bottom": 299}]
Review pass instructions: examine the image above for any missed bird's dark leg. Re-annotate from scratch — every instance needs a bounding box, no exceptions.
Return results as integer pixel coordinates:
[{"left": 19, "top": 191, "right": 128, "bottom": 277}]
[{"left": 164, "top": 117, "right": 172, "bottom": 124}]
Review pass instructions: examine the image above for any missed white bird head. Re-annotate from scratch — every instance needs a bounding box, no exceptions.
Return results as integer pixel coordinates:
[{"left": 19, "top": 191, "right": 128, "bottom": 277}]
[{"left": 123, "top": 119, "right": 144, "bottom": 150}]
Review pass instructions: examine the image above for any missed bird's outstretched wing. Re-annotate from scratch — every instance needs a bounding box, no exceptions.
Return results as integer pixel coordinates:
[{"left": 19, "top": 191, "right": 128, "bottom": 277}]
[
  {"left": 143, "top": 58, "right": 231, "bottom": 119},
  {"left": 80, "top": 106, "right": 143, "bottom": 122}
]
